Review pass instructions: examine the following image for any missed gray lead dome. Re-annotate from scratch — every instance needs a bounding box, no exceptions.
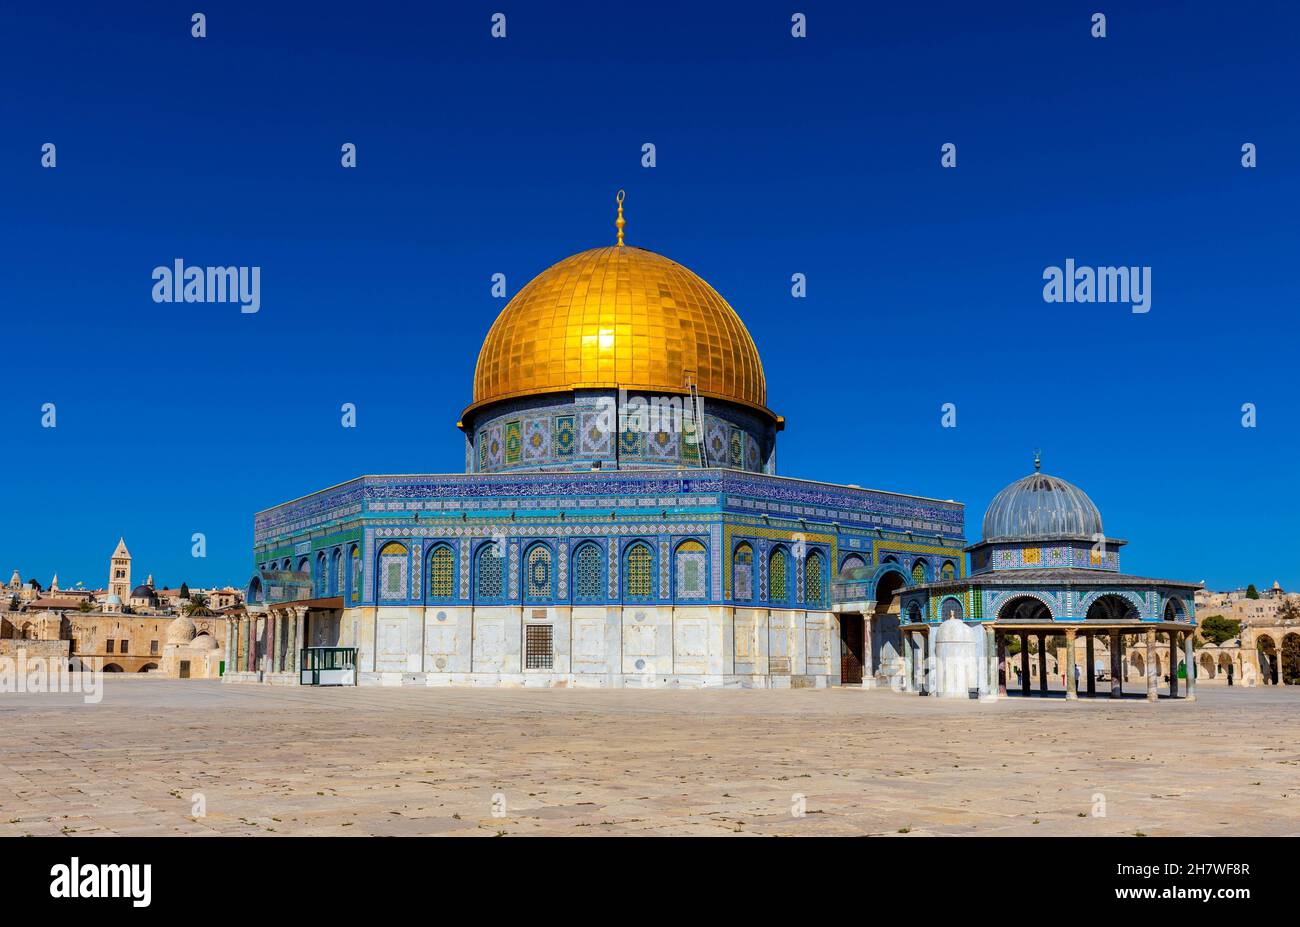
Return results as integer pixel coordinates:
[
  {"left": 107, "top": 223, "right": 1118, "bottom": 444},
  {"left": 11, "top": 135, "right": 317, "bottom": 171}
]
[{"left": 980, "top": 472, "right": 1103, "bottom": 541}]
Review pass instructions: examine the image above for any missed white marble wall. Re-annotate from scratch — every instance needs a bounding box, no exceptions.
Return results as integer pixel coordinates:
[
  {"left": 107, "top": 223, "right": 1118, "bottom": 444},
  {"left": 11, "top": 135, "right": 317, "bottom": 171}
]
[{"left": 338, "top": 605, "right": 844, "bottom": 688}]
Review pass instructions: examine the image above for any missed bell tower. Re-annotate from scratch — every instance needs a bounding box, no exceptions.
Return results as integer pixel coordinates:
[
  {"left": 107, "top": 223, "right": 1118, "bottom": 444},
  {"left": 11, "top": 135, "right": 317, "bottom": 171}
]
[{"left": 108, "top": 538, "right": 132, "bottom": 610}]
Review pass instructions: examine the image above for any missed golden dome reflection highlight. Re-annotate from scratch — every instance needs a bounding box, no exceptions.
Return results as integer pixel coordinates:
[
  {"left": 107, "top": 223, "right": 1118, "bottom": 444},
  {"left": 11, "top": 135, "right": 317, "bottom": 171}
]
[{"left": 465, "top": 231, "right": 773, "bottom": 422}]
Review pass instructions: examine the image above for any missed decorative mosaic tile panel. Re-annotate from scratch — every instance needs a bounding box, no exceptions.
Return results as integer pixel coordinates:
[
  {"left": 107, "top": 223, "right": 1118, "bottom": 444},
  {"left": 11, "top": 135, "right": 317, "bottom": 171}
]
[
  {"left": 574, "top": 543, "right": 601, "bottom": 599},
  {"left": 485, "top": 424, "right": 504, "bottom": 469},
  {"left": 504, "top": 421, "right": 522, "bottom": 464},
  {"left": 410, "top": 540, "right": 423, "bottom": 598},
  {"left": 553, "top": 415, "right": 576, "bottom": 458},
  {"left": 675, "top": 542, "right": 707, "bottom": 599},
  {"left": 620, "top": 427, "right": 644, "bottom": 457},
  {"left": 522, "top": 417, "right": 550, "bottom": 461},
  {"left": 579, "top": 411, "right": 612, "bottom": 455},
  {"left": 705, "top": 421, "right": 727, "bottom": 466},
  {"left": 647, "top": 428, "right": 678, "bottom": 459}
]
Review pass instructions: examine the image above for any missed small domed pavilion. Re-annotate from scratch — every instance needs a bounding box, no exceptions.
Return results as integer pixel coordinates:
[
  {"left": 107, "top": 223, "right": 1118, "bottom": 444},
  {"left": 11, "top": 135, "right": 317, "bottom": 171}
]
[{"left": 899, "top": 456, "right": 1200, "bottom": 701}]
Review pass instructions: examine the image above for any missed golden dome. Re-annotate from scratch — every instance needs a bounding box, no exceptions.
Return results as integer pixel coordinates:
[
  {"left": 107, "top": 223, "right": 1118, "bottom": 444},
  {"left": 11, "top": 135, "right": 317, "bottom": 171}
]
[{"left": 465, "top": 245, "right": 771, "bottom": 421}]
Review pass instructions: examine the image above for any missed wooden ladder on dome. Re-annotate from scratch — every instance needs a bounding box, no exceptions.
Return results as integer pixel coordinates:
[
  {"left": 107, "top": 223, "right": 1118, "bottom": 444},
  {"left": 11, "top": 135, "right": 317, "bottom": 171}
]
[{"left": 684, "top": 372, "right": 709, "bottom": 468}]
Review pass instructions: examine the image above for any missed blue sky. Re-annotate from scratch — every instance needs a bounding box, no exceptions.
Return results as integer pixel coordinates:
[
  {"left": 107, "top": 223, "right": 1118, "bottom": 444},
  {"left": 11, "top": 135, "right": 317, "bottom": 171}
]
[{"left": 2, "top": 1, "right": 1296, "bottom": 591}]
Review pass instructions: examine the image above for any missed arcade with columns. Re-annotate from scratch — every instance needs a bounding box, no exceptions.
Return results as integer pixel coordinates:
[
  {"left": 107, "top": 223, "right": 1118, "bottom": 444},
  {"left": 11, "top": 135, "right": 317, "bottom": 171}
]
[{"left": 898, "top": 460, "right": 1200, "bottom": 701}]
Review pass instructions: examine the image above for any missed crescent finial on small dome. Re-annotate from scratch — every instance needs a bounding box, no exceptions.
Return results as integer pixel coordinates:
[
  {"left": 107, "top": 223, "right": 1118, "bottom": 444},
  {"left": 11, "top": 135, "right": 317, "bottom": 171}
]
[{"left": 615, "top": 189, "right": 626, "bottom": 246}]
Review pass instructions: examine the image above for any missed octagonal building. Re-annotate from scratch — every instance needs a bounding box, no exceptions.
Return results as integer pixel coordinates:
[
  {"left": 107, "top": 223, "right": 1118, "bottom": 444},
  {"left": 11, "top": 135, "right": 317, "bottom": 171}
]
[{"left": 227, "top": 196, "right": 967, "bottom": 688}]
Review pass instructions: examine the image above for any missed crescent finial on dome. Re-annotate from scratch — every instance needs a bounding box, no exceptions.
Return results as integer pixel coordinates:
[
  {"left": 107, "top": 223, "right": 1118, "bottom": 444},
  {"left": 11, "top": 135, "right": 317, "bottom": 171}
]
[{"left": 615, "top": 189, "right": 626, "bottom": 246}]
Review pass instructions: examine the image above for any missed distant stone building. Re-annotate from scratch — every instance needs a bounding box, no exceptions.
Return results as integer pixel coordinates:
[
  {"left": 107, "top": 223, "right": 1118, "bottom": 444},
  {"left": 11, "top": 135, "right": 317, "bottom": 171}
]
[{"left": 2, "top": 539, "right": 234, "bottom": 675}]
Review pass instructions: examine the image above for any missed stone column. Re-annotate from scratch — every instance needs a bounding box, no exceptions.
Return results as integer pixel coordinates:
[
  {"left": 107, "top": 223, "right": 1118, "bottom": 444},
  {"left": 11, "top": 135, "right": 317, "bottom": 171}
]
[
  {"left": 983, "top": 625, "right": 997, "bottom": 701},
  {"left": 1020, "top": 633, "right": 1031, "bottom": 695},
  {"left": 264, "top": 612, "right": 275, "bottom": 673},
  {"left": 1065, "top": 629, "right": 1077, "bottom": 700},
  {"left": 1146, "top": 629, "right": 1158, "bottom": 701},
  {"left": 1183, "top": 632, "right": 1196, "bottom": 702},
  {"left": 292, "top": 607, "right": 307, "bottom": 676},
  {"left": 913, "top": 633, "right": 924, "bottom": 692},
  {"left": 1085, "top": 632, "right": 1096, "bottom": 696},
  {"left": 1109, "top": 630, "right": 1122, "bottom": 698},
  {"left": 1036, "top": 632, "right": 1048, "bottom": 695},
  {"left": 274, "top": 611, "right": 285, "bottom": 673},
  {"left": 919, "top": 630, "right": 930, "bottom": 696},
  {"left": 1168, "top": 632, "right": 1179, "bottom": 697},
  {"left": 902, "top": 630, "right": 914, "bottom": 692},
  {"left": 997, "top": 631, "right": 1007, "bottom": 696}
]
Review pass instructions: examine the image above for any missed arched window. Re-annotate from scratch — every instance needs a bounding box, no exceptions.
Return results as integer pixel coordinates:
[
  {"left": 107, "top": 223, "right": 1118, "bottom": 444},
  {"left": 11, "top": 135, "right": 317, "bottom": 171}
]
[
  {"left": 315, "top": 552, "right": 327, "bottom": 597},
  {"left": 525, "top": 544, "right": 552, "bottom": 601},
  {"left": 349, "top": 546, "right": 361, "bottom": 604},
  {"left": 476, "top": 543, "right": 504, "bottom": 600},
  {"left": 733, "top": 542, "right": 754, "bottom": 601},
  {"left": 839, "top": 554, "right": 865, "bottom": 577},
  {"left": 378, "top": 542, "right": 408, "bottom": 601},
  {"left": 573, "top": 542, "right": 602, "bottom": 601},
  {"left": 625, "top": 542, "right": 652, "bottom": 599},
  {"left": 940, "top": 560, "right": 956, "bottom": 581},
  {"left": 675, "top": 539, "right": 707, "bottom": 600},
  {"left": 428, "top": 544, "right": 454, "bottom": 599},
  {"left": 330, "top": 549, "right": 342, "bottom": 596},
  {"left": 940, "top": 597, "right": 963, "bottom": 621},
  {"left": 911, "top": 559, "right": 927, "bottom": 584},
  {"left": 769, "top": 547, "right": 789, "bottom": 603},
  {"left": 804, "top": 550, "right": 824, "bottom": 606}
]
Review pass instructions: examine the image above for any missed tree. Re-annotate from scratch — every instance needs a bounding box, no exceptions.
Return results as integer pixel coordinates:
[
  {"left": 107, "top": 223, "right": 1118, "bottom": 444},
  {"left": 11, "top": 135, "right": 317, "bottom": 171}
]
[
  {"left": 1278, "top": 599, "right": 1300, "bottom": 623},
  {"left": 180, "top": 582, "right": 190, "bottom": 599},
  {"left": 7, "top": 594, "right": 19, "bottom": 612},
  {"left": 1198, "top": 614, "right": 1241, "bottom": 645},
  {"left": 183, "top": 592, "right": 210, "bottom": 616},
  {"left": 77, "top": 600, "right": 93, "bottom": 613},
  {"left": 1246, "top": 584, "right": 1260, "bottom": 600}
]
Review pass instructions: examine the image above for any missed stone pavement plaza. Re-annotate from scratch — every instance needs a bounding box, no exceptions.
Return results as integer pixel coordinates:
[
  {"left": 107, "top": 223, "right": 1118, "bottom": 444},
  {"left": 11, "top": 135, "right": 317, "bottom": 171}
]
[{"left": 2, "top": 677, "right": 1298, "bottom": 836}]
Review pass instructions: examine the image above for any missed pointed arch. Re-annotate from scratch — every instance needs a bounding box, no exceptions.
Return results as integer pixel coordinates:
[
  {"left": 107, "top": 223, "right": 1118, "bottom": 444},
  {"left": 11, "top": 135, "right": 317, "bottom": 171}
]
[
  {"left": 330, "top": 548, "right": 342, "bottom": 597},
  {"left": 804, "top": 549, "right": 825, "bottom": 607},
  {"left": 377, "top": 541, "right": 409, "bottom": 601},
  {"left": 427, "top": 543, "right": 455, "bottom": 600},
  {"left": 624, "top": 541, "right": 653, "bottom": 601},
  {"left": 674, "top": 538, "right": 708, "bottom": 600},
  {"left": 733, "top": 542, "right": 755, "bottom": 601},
  {"left": 348, "top": 545, "right": 362, "bottom": 604},
  {"left": 475, "top": 541, "right": 505, "bottom": 601},
  {"left": 572, "top": 541, "right": 603, "bottom": 602},
  {"left": 769, "top": 546, "right": 791, "bottom": 604},
  {"left": 523, "top": 542, "right": 553, "bottom": 602},
  {"left": 839, "top": 553, "right": 866, "bottom": 577}
]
